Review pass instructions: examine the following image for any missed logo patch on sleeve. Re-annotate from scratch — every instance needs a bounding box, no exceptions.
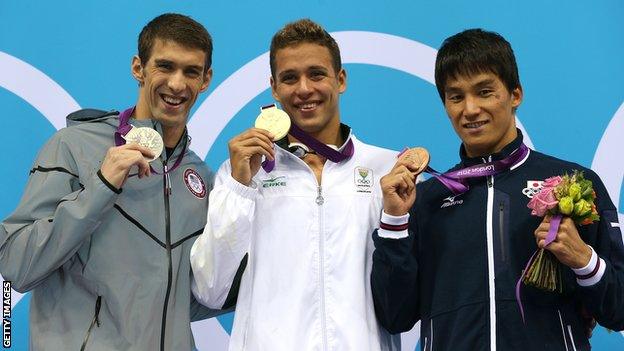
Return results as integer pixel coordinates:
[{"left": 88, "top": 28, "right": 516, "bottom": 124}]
[{"left": 183, "top": 168, "right": 207, "bottom": 199}]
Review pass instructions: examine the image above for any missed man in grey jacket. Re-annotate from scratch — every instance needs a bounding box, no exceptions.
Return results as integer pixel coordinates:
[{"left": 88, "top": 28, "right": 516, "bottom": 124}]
[{"left": 0, "top": 13, "right": 220, "bottom": 350}]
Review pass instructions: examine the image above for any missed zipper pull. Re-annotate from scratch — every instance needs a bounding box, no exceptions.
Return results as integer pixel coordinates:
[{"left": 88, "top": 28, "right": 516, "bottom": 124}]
[
  {"left": 316, "top": 185, "right": 324, "bottom": 205},
  {"left": 164, "top": 165, "right": 172, "bottom": 195}
]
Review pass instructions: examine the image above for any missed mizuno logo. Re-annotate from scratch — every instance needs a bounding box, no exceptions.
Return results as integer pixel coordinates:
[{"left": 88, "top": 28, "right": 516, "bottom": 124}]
[{"left": 441, "top": 195, "right": 463, "bottom": 208}]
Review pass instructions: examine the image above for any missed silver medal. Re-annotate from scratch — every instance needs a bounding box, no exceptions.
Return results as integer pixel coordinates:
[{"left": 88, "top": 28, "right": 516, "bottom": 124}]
[{"left": 123, "top": 126, "right": 164, "bottom": 162}]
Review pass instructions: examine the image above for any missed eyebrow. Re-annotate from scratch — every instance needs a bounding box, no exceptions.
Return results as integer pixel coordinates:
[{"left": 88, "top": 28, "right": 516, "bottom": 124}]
[
  {"left": 277, "top": 69, "right": 297, "bottom": 79},
  {"left": 278, "top": 65, "right": 330, "bottom": 77},
  {"left": 308, "top": 65, "right": 329, "bottom": 71},
  {"left": 473, "top": 78, "right": 496, "bottom": 88},
  {"left": 445, "top": 78, "right": 497, "bottom": 93},
  {"left": 154, "top": 59, "right": 203, "bottom": 72},
  {"left": 154, "top": 59, "right": 173, "bottom": 66}
]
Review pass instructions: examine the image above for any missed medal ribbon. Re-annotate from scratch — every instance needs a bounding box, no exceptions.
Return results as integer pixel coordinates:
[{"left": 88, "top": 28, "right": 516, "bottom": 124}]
[
  {"left": 261, "top": 104, "right": 354, "bottom": 172},
  {"left": 515, "top": 213, "right": 563, "bottom": 323},
  {"left": 420, "top": 143, "right": 529, "bottom": 195},
  {"left": 115, "top": 107, "right": 187, "bottom": 175}
]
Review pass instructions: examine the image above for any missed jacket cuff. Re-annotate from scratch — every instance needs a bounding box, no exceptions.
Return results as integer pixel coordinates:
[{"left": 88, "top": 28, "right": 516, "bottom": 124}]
[
  {"left": 224, "top": 174, "right": 259, "bottom": 200},
  {"left": 97, "top": 170, "right": 122, "bottom": 194},
  {"left": 573, "top": 245, "right": 606, "bottom": 287},
  {"left": 378, "top": 211, "right": 409, "bottom": 239}
]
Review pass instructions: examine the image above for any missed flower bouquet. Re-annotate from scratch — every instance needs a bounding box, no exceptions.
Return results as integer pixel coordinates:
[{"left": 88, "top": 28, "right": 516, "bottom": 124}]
[{"left": 522, "top": 170, "right": 600, "bottom": 292}]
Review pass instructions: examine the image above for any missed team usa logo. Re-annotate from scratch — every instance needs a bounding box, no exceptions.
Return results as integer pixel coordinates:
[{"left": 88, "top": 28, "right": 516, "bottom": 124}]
[
  {"left": 354, "top": 167, "right": 373, "bottom": 193},
  {"left": 522, "top": 180, "right": 544, "bottom": 199},
  {"left": 183, "top": 168, "right": 207, "bottom": 199}
]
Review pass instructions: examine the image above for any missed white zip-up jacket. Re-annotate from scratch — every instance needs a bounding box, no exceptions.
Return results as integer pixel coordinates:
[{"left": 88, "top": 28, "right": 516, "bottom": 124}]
[{"left": 191, "top": 133, "right": 400, "bottom": 350}]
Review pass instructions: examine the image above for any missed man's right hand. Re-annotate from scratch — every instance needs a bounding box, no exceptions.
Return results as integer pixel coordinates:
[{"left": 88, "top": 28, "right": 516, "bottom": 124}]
[
  {"left": 228, "top": 128, "right": 275, "bottom": 186},
  {"left": 380, "top": 157, "right": 420, "bottom": 216},
  {"left": 100, "top": 143, "right": 155, "bottom": 189}
]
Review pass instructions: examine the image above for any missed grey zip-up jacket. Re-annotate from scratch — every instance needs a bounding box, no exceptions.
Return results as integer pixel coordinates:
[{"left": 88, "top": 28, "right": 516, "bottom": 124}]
[{"left": 0, "top": 109, "right": 221, "bottom": 351}]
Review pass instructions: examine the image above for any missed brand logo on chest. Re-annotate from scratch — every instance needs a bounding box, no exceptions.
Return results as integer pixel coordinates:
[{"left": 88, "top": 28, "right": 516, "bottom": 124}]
[
  {"left": 261, "top": 175, "right": 287, "bottom": 188},
  {"left": 441, "top": 195, "right": 463, "bottom": 208},
  {"left": 522, "top": 180, "right": 544, "bottom": 199}
]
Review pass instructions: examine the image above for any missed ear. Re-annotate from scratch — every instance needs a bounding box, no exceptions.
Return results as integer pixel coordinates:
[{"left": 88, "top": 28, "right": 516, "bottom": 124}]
[
  {"left": 511, "top": 85, "right": 523, "bottom": 109},
  {"left": 337, "top": 68, "right": 347, "bottom": 94},
  {"left": 270, "top": 75, "right": 280, "bottom": 102},
  {"left": 131, "top": 55, "right": 144, "bottom": 86},
  {"left": 199, "top": 68, "right": 213, "bottom": 93}
]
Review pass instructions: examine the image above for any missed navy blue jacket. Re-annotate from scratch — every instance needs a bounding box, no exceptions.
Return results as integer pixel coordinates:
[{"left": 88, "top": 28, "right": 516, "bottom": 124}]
[{"left": 371, "top": 131, "right": 624, "bottom": 351}]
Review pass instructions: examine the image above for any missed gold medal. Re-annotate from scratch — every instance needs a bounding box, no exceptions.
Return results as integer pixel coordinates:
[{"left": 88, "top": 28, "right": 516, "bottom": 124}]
[
  {"left": 254, "top": 105, "right": 291, "bottom": 141},
  {"left": 399, "top": 147, "right": 430, "bottom": 175},
  {"left": 123, "top": 126, "right": 164, "bottom": 162}
]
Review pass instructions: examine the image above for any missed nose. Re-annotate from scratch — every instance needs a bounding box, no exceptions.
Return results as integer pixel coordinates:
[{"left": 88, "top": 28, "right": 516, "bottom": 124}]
[
  {"left": 295, "top": 77, "right": 313, "bottom": 98},
  {"left": 167, "top": 70, "right": 186, "bottom": 93},
  {"left": 463, "top": 95, "right": 481, "bottom": 118}
]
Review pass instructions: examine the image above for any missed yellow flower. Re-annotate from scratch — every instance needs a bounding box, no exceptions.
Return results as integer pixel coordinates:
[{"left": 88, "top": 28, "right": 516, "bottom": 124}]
[
  {"left": 559, "top": 197, "right": 574, "bottom": 215},
  {"left": 574, "top": 199, "right": 592, "bottom": 217},
  {"left": 569, "top": 183, "right": 582, "bottom": 202}
]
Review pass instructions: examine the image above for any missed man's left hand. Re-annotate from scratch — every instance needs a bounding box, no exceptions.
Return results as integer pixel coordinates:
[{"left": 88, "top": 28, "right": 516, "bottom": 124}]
[{"left": 534, "top": 216, "right": 592, "bottom": 269}]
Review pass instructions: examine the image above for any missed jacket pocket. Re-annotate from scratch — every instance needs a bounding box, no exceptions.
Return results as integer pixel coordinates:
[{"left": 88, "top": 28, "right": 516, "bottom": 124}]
[{"left": 80, "top": 295, "right": 102, "bottom": 351}]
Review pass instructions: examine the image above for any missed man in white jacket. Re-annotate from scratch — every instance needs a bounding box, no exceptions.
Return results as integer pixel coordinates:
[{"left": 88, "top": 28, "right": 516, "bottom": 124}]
[{"left": 191, "top": 18, "right": 400, "bottom": 350}]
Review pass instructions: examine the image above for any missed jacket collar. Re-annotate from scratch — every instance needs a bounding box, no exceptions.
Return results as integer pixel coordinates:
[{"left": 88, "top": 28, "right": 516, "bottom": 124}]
[{"left": 459, "top": 128, "right": 524, "bottom": 167}]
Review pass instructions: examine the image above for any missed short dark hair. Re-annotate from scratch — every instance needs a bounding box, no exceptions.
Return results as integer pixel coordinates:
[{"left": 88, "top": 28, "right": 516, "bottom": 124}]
[
  {"left": 138, "top": 13, "right": 213, "bottom": 72},
  {"left": 270, "top": 19, "right": 341, "bottom": 78},
  {"left": 434, "top": 28, "right": 520, "bottom": 101}
]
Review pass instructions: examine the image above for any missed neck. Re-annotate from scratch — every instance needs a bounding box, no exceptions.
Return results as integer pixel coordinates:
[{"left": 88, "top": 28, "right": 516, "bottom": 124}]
[
  {"left": 465, "top": 129, "right": 518, "bottom": 158},
  {"left": 162, "top": 125, "right": 185, "bottom": 148},
  {"left": 132, "top": 101, "right": 185, "bottom": 148},
  {"left": 292, "top": 121, "right": 343, "bottom": 147}
]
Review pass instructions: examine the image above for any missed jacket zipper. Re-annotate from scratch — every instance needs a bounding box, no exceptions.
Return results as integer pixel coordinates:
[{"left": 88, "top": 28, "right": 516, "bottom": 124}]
[
  {"left": 566, "top": 325, "right": 578, "bottom": 351},
  {"left": 80, "top": 295, "right": 102, "bottom": 351},
  {"left": 485, "top": 155, "right": 497, "bottom": 351},
  {"left": 160, "top": 162, "right": 174, "bottom": 351},
  {"left": 316, "top": 185, "right": 328, "bottom": 350},
  {"left": 499, "top": 202, "right": 506, "bottom": 262},
  {"left": 429, "top": 318, "right": 434, "bottom": 351},
  {"left": 557, "top": 309, "right": 570, "bottom": 351}
]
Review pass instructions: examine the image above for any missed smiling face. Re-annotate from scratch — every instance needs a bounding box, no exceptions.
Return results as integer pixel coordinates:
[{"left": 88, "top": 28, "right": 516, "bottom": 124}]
[
  {"left": 270, "top": 42, "right": 346, "bottom": 144},
  {"left": 132, "top": 38, "right": 212, "bottom": 146},
  {"left": 443, "top": 71, "right": 522, "bottom": 157}
]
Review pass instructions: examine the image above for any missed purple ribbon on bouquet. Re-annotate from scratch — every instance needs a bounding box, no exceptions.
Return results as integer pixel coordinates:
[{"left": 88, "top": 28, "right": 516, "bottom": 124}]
[
  {"left": 515, "top": 214, "right": 563, "bottom": 323},
  {"left": 114, "top": 107, "right": 186, "bottom": 175},
  {"left": 425, "top": 143, "right": 529, "bottom": 195},
  {"left": 261, "top": 106, "right": 354, "bottom": 172}
]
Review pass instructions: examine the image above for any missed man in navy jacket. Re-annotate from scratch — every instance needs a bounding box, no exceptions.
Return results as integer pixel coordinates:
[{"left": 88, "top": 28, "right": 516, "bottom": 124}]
[{"left": 371, "top": 28, "right": 624, "bottom": 350}]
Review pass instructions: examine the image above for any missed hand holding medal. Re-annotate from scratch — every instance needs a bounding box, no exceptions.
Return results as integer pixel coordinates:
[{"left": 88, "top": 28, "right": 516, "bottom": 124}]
[
  {"left": 122, "top": 126, "right": 164, "bottom": 162},
  {"left": 380, "top": 146, "right": 431, "bottom": 216},
  {"left": 254, "top": 105, "right": 291, "bottom": 141},
  {"left": 397, "top": 147, "right": 430, "bottom": 176},
  {"left": 227, "top": 106, "right": 278, "bottom": 186},
  {"left": 100, "top": 142, "right": 155, "bottom": 189}
]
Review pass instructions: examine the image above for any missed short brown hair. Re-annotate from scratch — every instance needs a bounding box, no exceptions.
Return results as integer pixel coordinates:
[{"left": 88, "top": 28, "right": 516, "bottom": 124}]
[
  {"left": 269, "top": 19, "right": 341, "bottom": 78},
  {"left": 138, "top": 13, "right": 213, "bottom": 72}
]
